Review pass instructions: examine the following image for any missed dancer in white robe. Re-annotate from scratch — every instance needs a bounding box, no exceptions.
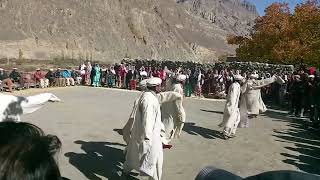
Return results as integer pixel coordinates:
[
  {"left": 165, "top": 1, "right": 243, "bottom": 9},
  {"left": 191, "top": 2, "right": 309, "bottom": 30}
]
[
  {"left": 219, "top": 75, "right": 244, "bottom": 139},
  {"left": 123, "top": 77, "right": 164, "bottom": 180},
  {"left": 122, "top": 80, "right": 183, "bottom": 145},
  {"left": 161, "top": 74, "right": 186, "bottom": 142},
  {"left": 0, "top": 93, "right": 61, "bottom": 122},
  {"left": 122, "top": 79, "right": 148, "bottom": 145},
  {"left": 239, "top": 74, "right": 285, "bottom": 128}
]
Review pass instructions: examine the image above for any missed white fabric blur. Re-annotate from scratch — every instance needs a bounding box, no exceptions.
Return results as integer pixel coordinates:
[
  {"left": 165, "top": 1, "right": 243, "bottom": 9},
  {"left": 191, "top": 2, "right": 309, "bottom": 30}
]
[{"left": 0, "top": 93, "right": 61, "bottom": 122}]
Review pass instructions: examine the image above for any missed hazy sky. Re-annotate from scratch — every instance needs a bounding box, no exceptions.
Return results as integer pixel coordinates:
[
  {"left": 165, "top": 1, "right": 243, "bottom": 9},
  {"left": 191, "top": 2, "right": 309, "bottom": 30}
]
[{"left": 247, "top": 0, "right": 305, "bottom": 15}]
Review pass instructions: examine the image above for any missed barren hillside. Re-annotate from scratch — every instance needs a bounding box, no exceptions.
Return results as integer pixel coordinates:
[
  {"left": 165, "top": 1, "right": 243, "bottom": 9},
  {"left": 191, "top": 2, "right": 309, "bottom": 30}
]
[{"left": 0, "top": 0, "right": 257, "bottom": 62}]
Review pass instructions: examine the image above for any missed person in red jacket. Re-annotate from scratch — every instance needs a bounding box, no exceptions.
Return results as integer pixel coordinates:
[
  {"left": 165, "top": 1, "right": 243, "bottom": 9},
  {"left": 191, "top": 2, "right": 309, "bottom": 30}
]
[{"left": 34, "top": 68, "right": 49, "bottom": 88}]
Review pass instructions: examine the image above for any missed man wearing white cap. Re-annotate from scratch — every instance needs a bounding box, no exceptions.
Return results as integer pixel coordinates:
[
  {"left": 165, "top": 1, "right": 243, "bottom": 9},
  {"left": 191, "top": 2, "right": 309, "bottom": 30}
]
[
  {"left": 239, "top": 73, "right": 285, "bottom": 128},
  {"left": 34, "top": 68, "right": 49, "bottom": 88},
  {"left": 219, "top": 75, "right": 244, "bottom": 139},
  {"left": 240, "top": 73, "right": 262, "bottom": 123},
  {"left": 122, "top": 79, "right": 183, "bottom": 144},
  {"left": 161, "top": 74, "right": 186, "bottom": 141},
  {"left": 123, "top": 77, "right": 164, "bottom": 180},
  {"left": 122, "top": 79, "right": 149, "bottom": 144},
  {"left": 45, "top": 69, "right": 55, "bottom": 87}
]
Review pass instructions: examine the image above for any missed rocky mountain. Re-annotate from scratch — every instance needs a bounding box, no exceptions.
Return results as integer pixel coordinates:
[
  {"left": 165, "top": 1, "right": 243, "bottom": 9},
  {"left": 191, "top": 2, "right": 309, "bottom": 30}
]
[{"left": 0, "top": 0, "right": 258, "bottom": 63}]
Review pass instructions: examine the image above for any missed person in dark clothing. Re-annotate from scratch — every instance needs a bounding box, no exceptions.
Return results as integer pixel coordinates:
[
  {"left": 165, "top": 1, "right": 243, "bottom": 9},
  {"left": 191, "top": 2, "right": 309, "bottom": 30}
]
[
  {"left": 313, "top": 73, "right": 320, "bottom": 127},
  {"left": 291, "top": 75, "right": 306, "bottom": 117},
  {"left": 9, "top": 68, "right": 21, "bottom": 83},
  {"left": 306, "top": 75, "right": 316, "bottom": 121},
  {"left": 45, "top": 69, "right": 55, "bottom": 87},
  {"left": 126, "top": 66, "right": 136, "bottom": 89},
  {"left": 9, "top": 68, "right": 22, "bottom": 89}
]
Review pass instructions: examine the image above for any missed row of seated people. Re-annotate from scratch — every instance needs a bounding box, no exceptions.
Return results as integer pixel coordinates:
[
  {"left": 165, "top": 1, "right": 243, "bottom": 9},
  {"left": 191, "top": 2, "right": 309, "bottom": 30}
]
[{"left": 0, "top": 67, "right": 82, "bottom": 92}]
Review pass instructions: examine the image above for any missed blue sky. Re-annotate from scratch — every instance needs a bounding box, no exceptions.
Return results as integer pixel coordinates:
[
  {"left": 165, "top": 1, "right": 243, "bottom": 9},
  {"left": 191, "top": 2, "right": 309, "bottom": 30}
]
[{"left": 247, "top": 0, "right": 305, "bottom": 15}]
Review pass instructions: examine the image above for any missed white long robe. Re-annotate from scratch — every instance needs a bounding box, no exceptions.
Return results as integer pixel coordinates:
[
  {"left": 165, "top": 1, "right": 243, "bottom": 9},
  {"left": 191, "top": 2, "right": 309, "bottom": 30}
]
[
  {"left": 122, "top": 92, "right": 144, "bottom": 145},
  {"left": 124, "top": 91, "right": 163, "bottom": 180},
  {"left": 122, "top": 91, "right": 183, "bottom": 145},
  {"left": 219, "top": 82, "right": 241, "bottom": 136},
  {"left": 239, "top": 76, "right": 284, "bottom": 128},
  {"left": 0, "top": 93, "right": 61, "bottom": 122},
  {"left": 161, "top": 83, "right": 186, "bottom": 142}
]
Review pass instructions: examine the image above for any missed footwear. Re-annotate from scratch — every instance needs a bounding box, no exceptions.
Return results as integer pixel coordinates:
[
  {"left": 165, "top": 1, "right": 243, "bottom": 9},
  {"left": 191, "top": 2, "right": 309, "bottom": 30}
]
[{"left": 223, "top": 135, "right": 229, "bottom": 140}]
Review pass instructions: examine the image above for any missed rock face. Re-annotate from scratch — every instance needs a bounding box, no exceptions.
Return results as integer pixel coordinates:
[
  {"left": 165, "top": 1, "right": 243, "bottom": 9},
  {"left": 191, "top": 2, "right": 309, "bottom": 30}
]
[
  {"left": 0, "top": 0, "right": 257, "bottom": 62},
  {"left": 177, "top": 0, "right": 258, "bottom": 36}
]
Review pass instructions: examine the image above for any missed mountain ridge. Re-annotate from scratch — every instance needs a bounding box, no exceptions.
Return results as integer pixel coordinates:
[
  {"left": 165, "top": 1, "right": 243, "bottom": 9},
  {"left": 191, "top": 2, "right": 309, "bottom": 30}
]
[{"left": 0, "top": 0, "right": 258, "bottom": 62}]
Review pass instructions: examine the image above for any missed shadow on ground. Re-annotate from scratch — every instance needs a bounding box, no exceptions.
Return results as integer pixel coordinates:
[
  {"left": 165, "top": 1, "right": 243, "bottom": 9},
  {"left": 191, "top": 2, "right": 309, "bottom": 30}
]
[
  {"left": 65, "top": 141, "right": 138, "bottom": 180},
  {"left": 265, "top": 109, "right": 320, "bottom": 175},
  {"left": 200, "top": 109, "right": 224, "bottom": 115},
  {"left": 183, "top": 122, "right": 224, "bottom": 139},
  {"left": 113, "top": 129, "right": 123, "bottom": 135}
]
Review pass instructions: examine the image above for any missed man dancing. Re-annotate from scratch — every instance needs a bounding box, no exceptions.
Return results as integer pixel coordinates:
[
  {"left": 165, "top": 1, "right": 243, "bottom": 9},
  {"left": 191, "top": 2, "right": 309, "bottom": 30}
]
[
  {"left": 123, "top": 77, "right": 164, "bottom": 180},
  {"left": 219, "top": 75, "right": 244, "bottom": 139}
]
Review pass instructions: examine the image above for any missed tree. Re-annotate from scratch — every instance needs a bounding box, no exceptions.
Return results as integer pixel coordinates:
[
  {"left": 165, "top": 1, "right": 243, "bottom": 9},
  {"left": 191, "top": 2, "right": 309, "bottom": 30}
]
[{"left": 228, "top": 1, "right": 320, "bottom": 67}]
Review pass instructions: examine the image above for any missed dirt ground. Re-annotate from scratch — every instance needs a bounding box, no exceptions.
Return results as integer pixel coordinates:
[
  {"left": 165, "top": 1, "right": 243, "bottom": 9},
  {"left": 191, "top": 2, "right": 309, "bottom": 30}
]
[{"left": 17, "top": 87, "right": 320, "bottom": 180}]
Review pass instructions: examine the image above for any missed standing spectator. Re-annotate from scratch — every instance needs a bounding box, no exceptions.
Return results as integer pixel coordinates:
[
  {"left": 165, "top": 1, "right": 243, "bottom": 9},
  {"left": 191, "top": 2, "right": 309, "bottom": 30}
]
[
  {"left": 203, "top": 70, "right": 211, "bottom": 95},
  {"left": 314, "top": 73, "right": 320, "bottom": 127},
  {"left": 159, "top": 66, "right": 167, "bottom": 86},
  {"left": 79, "top": 62, "right": 86, "bottom": 85},
  {"left": 290, "top": 75, "right": 305, "bottom": 117},
  {"left": 0, "top": 68, "right": 14, "bottom": 92},
  {"left": 225, "top": 71, "right": 233, "bottom": 95},
  {"left": 34, "top": 68, "right": 49, "bottom": 88},
  {"left": 185, "top": 69, "right": 192, "bottom": 97},
  {"left": 114, "top": 63, "right": 120, "bottom": 88},
  {"left": 195, "top": 69, "right": 204, "bottom": 98},
  {"left": 108, "top": 66, "right": 116, "bottom": 88},
  {"left": 139, "top": 66, "right": 148, "bottom": 80},
  {"left": 306, "top": 75, "right": 316, "bottom": 119},
  {"left": 119, "top": 64, "right": 127, "bottom": 88},
  {"left": 87, "top": 62, "right": 93, "bottom": 85},
  {"left": 126, "top": 66, "right": 134, "bottom": 89},
  {"left": 92, "top": 63, "right": 101, "bottom": 87}
]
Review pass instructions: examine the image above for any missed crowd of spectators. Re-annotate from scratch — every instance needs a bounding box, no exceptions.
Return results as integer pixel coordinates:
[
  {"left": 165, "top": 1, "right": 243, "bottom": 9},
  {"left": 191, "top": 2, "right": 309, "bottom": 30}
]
[
  {"left": 0, "top": 59, "right": 319, "bottom": 179},
  {"left": 1, "top": 59, "right": 319, "bottom": 126}
]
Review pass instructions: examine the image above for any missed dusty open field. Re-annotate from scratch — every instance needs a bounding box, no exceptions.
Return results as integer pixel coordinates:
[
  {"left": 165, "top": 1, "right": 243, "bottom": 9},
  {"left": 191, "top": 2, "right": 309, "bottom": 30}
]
[{"left": 17, "top": 87, "right": 320, "bottom": 180}]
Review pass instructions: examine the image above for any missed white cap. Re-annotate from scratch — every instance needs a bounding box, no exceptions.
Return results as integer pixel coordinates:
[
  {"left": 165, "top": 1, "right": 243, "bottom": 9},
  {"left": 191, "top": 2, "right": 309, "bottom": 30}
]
[
  {"left": 146, "top": 77, "right": 162, "bottom": 87},
  {"left": 140, "top": 71, "right": 148, "bottom": 77},
  {"left": 49, "top": 68, "right": 53, "bottom": 71},
  {"left": 36, "top": 68, "right": 40, "bottom": 71},
  {"left": 139, "top": 79, "right": 148, "bottom": 87},
  {"left": 234, "top": 75, "right": 244, "bottom": 81},
  {"left": 250, "top": 73, "right": 259, "bottom": 79},
  {"left": 0, "top": 68, "right": 3, "bottom": 71},
  {"left": 309, "top": 75, "right": 315, "bottom": 78},
  {"left": 13, "top": 68, "right": 17, "bottom": 70},
  {"left": 176, "top": 74, "right": 187, "bottom": 82}
]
